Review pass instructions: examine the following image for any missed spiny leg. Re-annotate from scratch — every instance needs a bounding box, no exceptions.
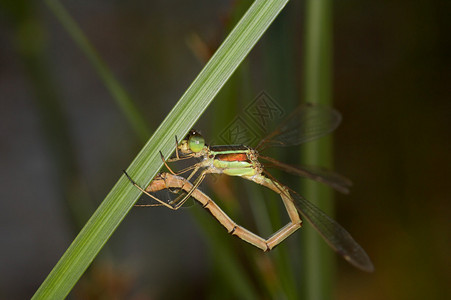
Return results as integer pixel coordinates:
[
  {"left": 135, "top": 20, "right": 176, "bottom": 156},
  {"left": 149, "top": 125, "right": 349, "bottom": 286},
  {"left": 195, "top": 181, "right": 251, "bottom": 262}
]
[
  {"left": 153, "top": 148, "right": 205, "bottom": 207},
  {"left": 173, "top": 164, "right": 201, "bottom": 177},
  {"left": 134, "top": 203, "right": 166, "bottom": 208},
  {"left": 158, "top": 134, "right": 196, "bottom": 175},
  {"left": 171, "top": 170, "right": 207, "bottom": 209},
  {"left": 166, "top": 165, "right": 202, "bottom": 207},
  {"left": 159, "top": 149, "right": 203, "bottom": 203},
  {"left": 158, "top": 135, "right": 179, "bottom": 174},
  {"left": 162, "top": 134, "right": 197, "bottom": 163},
  {"left": 174, "top": 135, "right": 180, "bottom": 159},
  {"left": 160, "top": 151, "right": 177, "bottom": 175},
  {"left": 129, "top": 172, "right": 205, "bottom": 211},
  {"left": 123, "top": 171, "right": 179, "bottom": 210},
  {"left": 159, "top": 151, "right": 197, "bottom": 175},
  {"left": 163, "top": 152, "right": 197, "bottom": 163},
  {"left": 160, "top": 153, "right": 201, "bottom": 177},
  {"left": 126, "top": 168, "right": 206, "bottom": 210}
]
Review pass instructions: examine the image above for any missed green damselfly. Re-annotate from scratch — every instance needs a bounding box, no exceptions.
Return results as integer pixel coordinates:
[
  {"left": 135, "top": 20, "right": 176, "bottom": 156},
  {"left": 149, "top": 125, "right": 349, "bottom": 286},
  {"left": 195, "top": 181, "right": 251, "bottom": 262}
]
[{"left": 127, "top": 103, "right": 374, "bottom": 272}]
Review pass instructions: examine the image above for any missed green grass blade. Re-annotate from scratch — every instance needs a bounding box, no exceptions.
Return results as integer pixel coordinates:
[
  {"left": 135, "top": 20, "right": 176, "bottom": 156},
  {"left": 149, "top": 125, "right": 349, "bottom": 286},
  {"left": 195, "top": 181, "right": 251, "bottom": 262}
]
[
  {"left": 44, "top": 0, "right": 150, "bottom": 141},
  {"left": 301, "top": 0, "right": 335, "bottom": 299},
  {"left": 32, "top": 0, "right": 290, "bottom": 299}
]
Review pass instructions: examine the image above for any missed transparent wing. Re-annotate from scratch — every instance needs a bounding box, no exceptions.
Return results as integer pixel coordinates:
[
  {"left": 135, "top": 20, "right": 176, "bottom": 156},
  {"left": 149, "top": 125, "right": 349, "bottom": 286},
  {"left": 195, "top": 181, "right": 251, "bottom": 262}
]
[
  {"left": 256, "top": 103, "right": 342, "bottom": 150},
  {"left": 289, "top": 189, "right": 374, "bottom": 272},
  {"left": 259, "top": 155, "right": 352, "bottom": 194}
]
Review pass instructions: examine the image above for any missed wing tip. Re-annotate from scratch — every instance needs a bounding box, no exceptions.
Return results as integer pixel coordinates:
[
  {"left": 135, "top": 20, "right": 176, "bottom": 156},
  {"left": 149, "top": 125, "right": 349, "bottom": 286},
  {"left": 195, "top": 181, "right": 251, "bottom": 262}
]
[{"left": 343, "top": 253, "right": 375, "bottom": 272}]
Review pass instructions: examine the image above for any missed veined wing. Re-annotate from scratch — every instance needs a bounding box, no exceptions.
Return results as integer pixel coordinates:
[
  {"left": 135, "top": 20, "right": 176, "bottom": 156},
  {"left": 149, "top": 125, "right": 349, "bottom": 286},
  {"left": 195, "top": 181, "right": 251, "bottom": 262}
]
[
  {"left": 259, "top": 155, "right": 352, "bottom": 194},
  {"left": 289, "top": 188, "right": 374, "bottom": 272},
  {"left": 256, "top": 103, "right": 341, "bottom": 150}
]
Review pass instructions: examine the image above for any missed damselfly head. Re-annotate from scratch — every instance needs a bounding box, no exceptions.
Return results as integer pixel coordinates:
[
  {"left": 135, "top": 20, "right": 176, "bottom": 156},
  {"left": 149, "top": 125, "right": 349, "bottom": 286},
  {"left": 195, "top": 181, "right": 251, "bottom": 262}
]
[{"left": 179, "top": 129, "right": 205, "bottom": 154}]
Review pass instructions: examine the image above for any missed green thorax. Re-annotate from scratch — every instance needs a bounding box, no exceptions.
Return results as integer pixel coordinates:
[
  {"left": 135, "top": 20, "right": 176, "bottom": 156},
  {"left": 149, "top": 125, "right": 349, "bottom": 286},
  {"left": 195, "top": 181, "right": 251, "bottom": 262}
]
[{"left": 206, "top": 145, "right": 260, "bottom": 177}]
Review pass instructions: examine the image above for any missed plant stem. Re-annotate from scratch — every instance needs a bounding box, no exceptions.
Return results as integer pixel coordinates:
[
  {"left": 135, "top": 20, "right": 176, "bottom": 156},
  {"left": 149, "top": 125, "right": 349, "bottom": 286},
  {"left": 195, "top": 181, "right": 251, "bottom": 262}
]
[{"left": 301, "top": 0, "right": 335, "bottom": 299}]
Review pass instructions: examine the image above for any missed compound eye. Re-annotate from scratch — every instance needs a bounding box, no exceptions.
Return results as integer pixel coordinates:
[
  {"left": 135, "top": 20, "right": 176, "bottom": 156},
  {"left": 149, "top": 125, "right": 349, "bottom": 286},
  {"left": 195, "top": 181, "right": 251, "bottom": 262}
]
[{"left": 188, "top": 133, "right": 205, "bottom": 152}]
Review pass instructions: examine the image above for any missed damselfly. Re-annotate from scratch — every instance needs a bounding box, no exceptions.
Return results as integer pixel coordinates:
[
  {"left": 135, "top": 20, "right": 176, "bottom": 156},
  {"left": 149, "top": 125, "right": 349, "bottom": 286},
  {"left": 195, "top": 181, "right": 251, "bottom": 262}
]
[{"left": 127, "top": 104, "right": 374, "bottom": 272}]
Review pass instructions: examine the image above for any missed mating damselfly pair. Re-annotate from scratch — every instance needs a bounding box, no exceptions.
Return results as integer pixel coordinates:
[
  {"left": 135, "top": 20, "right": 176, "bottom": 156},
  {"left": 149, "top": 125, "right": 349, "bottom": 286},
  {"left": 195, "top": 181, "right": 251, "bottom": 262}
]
[{"left": 125, "top": 103, "right": 374, "bottom": 272}]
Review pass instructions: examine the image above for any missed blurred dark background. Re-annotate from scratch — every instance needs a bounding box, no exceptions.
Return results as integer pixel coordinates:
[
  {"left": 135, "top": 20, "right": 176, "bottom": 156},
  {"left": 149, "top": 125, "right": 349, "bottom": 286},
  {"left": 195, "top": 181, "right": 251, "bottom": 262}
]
[{"left": 0, "top": 0, "right": 450, "bottom": 299}]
